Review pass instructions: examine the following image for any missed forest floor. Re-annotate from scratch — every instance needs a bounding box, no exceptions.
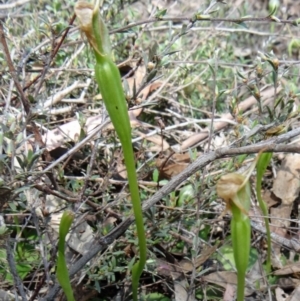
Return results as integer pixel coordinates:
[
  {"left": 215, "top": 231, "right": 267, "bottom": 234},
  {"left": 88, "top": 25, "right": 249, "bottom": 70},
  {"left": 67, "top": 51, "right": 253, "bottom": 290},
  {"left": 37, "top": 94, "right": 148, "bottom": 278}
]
[{"left": 1, "top": 0, "right": 300, "bottom": 300}]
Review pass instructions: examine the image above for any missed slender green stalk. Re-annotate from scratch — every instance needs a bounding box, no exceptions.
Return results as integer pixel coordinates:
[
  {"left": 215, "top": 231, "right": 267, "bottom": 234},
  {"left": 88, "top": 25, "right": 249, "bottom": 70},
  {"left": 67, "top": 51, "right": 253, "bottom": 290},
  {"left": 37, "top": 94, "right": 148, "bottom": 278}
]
[
  {"left": 256, "top": 152, "right": 273, "bottom": 273},
  {"left": 56, "top": 211, "right": 75, "bottom": 301},
  {"left": 231, "top": 193, "right": 251, "bottom": 301},
  {"left": 217, "top": 164, "right": 254, "bottom": 301},
  {"left": 217, "top": 151, "right": 273, "bottom": 300},
  {"left": 75, "top": 2, "right": 147, "bottom": 300}
]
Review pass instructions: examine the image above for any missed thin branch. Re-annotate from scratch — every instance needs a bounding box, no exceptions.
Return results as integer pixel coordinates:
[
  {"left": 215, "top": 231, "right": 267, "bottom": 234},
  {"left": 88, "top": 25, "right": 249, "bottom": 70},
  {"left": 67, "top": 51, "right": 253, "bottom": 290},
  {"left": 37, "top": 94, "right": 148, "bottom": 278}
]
[
  {"left": 41, "top": 119, "right": 110, "bottom": 173},
  {"left": 110, "top": 15, "right": 298, "bottom": 34},
  {"left": 0, "top": 21, "right": 31, "bottom": 115},
  {"left": 0, "top": 0, "right": 30, "bottom": 10},
  {"left": 251, "top": 220, "right": 300, "bottom": 252},
  {"left": 33, "top": 184, "right": 78, "bottom": 203},
  {"left": 8, "top": 13, "right": 76, "bottom": 98},
  {"left": 6, "top": 239, "right": 28, "bottom": 301},
  {"left": 34, "top": 13, "right": 77, "bottom": 97}
]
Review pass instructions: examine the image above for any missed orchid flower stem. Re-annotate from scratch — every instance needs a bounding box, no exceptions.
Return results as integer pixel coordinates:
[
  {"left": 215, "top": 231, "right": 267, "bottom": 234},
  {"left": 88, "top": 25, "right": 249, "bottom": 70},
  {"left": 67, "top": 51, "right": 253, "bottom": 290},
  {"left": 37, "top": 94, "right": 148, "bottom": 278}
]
[
  {"left": 217, "top": 152, "right": 270, "bottom": 301},
  {"left": 217, "top": 173, "right": 252, "bottom": 301},
  {"left": 75, "top": 2, "right": 147, "bottom": 300},
  {"left": 56, "top": 211, "right": 75, "bottom": 301},
  {"left": 231, "top": 201, "right": 251, "bottom": 301},
  {"left": 256, "top": 152, "right": 273, "bottom": 274}
]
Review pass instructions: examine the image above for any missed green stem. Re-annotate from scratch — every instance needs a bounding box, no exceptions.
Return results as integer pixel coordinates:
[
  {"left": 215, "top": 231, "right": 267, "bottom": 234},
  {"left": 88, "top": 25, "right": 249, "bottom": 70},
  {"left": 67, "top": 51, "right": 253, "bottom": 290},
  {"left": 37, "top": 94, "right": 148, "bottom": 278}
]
[
  {"left": 93, "top": 47, "right": 146, "bottom": 301},
  {"left": 125, "top": 145, "right": 147, "bottom": 301},
  {"left": 256, "top": 152, "right": 272, "bottom": 273},
  {"left": 236, "top": 270, "right": 246, "bottom": 301},
  {"left": 75, "top": 3, "right": 147, "bottom": 299},
  {"left": 56, "top": 211, "right": 75, "bottom": 301},
  {"left": 231, "top": 200, "right": 251, "bottom": 301}
]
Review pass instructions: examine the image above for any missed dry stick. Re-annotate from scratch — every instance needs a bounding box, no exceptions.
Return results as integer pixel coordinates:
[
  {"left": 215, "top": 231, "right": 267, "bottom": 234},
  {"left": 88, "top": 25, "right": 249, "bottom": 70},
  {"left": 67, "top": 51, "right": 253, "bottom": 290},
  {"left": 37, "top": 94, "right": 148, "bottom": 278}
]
[
  {"left": 110, "top": 15, "right": 298, "bottom": 35},
  {"left": 6, "top": 239, "right": 28, "bottom": 301},
  {"left": 28, "top": 210, "right": 51, "bottom": 301},
  {"left": 77, "top": 138, "right": 101, "bottom": 207},
  {"left": 0, "top": 21, "right": 31, "bottom": 115},
  {"left": 250, "top": 220, "right": 300, "bottom": 252},
  {"left": 43, "top": 126, "right": 300, "bottom": 301},
  {"left": 34, "top": 13, "right": 77, "bottom": 98},
  {"left": 0, "top": 0, "right": 30, "bottom": 10}
]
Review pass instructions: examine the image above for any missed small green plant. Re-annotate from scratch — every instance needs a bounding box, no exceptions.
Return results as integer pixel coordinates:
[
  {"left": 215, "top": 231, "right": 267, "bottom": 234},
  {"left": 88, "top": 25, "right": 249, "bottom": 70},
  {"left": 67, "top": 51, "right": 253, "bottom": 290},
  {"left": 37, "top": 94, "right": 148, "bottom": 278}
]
[{"left": 56, "top": 210, "right": 75, "bottom": 301}]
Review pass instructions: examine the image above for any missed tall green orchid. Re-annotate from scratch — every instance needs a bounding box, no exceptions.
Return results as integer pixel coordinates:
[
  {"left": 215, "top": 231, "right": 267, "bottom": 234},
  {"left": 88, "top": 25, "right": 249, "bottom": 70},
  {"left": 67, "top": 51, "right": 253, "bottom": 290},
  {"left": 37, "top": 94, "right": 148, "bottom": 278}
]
[
  {"left": 217, "top": 173, "right": 251, "bottom": 301},
  {"left": 56, "top": 211, "right": 75, "bottom": 301},
  {"left": 256, "top": 152, "right": 273, "bottom": 273},
  {"left": 75, "top": 1, "right": 146, "bottom": 300},
  {"left": 216, "top": 152, "right": 264, "bottom": 301}
]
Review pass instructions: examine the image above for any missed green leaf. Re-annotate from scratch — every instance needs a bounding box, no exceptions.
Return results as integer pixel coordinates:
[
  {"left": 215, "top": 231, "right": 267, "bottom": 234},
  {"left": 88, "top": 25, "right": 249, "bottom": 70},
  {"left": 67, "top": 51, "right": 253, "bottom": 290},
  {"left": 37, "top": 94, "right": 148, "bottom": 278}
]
[
  {"left": 217, "top": 245, "right": 258, "bottom": 271},
  {"left": 178, "top": 184, "right": 194, "bottom": 206},
  {"left": 152, "top": 169, "right": 159, "bottom": 183},
  {"left": 145, "top": 293, "right": 170, "bottom": 301},
  {"left": 155, "top": 8, "right": 167, "bottom": 19},
  {"left": 268, "top": 0, "right": 279, "bottom": 15}
]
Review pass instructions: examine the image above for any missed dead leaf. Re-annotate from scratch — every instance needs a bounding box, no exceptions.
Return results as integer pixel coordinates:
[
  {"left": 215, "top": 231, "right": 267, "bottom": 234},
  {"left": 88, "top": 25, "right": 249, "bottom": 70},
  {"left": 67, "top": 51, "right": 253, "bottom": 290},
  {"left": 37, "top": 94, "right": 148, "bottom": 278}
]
[
  {"left": 155, "top": 258, "right": 177, "bottom": 277},
  {"left": 124, "top": 244, "right": 132, "bottom": 257},
  {"left": 270, "top": 205, "right": 293, "bottom": 269},
  {"left": 129, "top": 107, "right": 143, "bottom": 119},
  {"left": 124, "top": 63, "right": 162, "bottom": 101},
  {"left": 203, "top": 271, "right": 253, "bottom": 296},
  {"left": 223, "top": 283, "right": 236, "bottom": 301},
  {"left": 287, "top": 285, "right": 300, "bottom": 301},
  {"left": 278, "top": 277, "right": 300, "bottom": 289},
  {"left": 43, "top": 112, "right": 157, "bottom": 155},
  {"left": 68, "top": 218, "right": 94, "bottom": 255},
  {"left": 262, "top": 190, "right": 280, "bottom": 208},
  {"left": 247, "top": 259, "right": 264, "bottom": 286},
  {"left": 172, "top": 275, "right": 196, "bottom": 301},
  {"left": 275, "top": 287, "right": 288, "bottom": 301},
  {"left": 160, "top": 162, "right": 188, "bottom": 179},
  {"left": 115, "top": 150, "right": 127, "bottom": 179},
  {"left": 102, "top": 216, "right": 117, "bottom": 228},
  {"left": 270, "top": 152, "right": 300, "bottom": 268},
  {"left": 125, "top": 64, "right": 146, "bottom": 93},
  {"left": 178, "top": 245, "right": 218, "bottom": 274},
  {"left": 274, "top": 262, "right": 300, "bottom": 276},
  {"left": 156, "top": 152, "right": 199, "bottom": 179},
  {"left": 273, "top": 153, "right": 300, "bottom": 205},
  {"left": 136, "top": 131, "right": 169, "bottom": 152},
  {"left": 203, "top": 271, "right": 238, "bottom": 290}
]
